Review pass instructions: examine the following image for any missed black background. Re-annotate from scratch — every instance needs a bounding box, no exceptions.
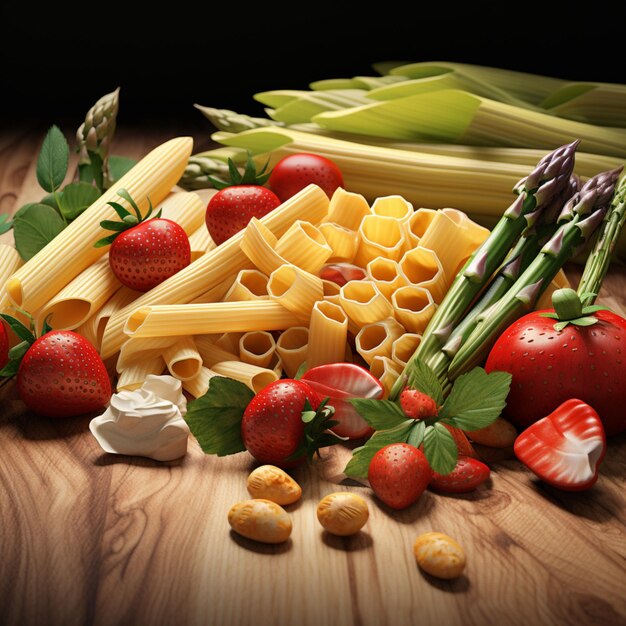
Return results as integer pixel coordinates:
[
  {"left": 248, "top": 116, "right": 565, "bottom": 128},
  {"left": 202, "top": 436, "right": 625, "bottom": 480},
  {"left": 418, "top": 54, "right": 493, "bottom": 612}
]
[{"left": 2, "top": 3, "right": 625, "bottom": 127}]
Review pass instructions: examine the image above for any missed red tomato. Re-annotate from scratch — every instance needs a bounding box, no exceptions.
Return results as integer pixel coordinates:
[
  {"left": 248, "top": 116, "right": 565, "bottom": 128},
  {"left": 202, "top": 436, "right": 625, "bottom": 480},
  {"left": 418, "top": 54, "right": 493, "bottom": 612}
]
[{"left": 269, "top": 153, "right": 344, "bottom": 201}]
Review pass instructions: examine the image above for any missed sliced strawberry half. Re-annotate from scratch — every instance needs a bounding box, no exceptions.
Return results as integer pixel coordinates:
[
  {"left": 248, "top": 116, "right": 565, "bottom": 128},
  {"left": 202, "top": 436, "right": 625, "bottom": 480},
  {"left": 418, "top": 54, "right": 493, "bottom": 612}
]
[
  {"left": 301, "top": 363, "right": 384, "bottom": 439},
  {"left": 513, "top": 399, "right": 606, "bottom": 491}
]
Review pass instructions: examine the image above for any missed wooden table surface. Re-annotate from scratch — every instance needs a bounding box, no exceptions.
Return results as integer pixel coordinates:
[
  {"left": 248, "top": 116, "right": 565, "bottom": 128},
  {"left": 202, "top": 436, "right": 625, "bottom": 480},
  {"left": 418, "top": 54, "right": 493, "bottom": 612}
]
[{"left": 0, "top": 126, "right": 625, "bottom": 626}]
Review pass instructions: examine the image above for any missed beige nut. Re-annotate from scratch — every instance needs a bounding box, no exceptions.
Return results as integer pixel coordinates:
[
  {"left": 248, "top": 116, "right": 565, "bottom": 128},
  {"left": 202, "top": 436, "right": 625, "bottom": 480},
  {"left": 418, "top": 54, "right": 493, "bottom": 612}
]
[
  {"left": 317, "top": 492, "right": 369, "bottom": 536},
  {"left": 247, "top": 465, "right": 302, "bottom": 505},
  {"left": 228, "top": 499, "right": 292, "bottom": 544},
  {"left": 413, "top": 532, "right": 466, "bottom": 579},
  {"left": 467, "top": 417, "right": 517, "bottom": 448}
]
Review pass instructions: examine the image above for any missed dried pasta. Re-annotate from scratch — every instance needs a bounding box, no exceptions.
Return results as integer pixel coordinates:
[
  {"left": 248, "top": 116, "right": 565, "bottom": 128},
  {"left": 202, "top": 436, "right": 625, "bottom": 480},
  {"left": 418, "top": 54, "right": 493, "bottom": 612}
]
[{"left": 307, "top": 300, "right": 348, "bottom": 369}]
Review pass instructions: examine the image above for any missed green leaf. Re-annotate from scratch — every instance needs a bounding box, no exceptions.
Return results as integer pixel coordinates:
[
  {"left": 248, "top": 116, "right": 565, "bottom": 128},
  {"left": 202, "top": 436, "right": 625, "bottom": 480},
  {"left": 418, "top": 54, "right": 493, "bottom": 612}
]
[
  {"left": 439, "top": 367, "right": 512, "bottom": 431},
  {"left": 13, "top": 204, "right": 66, "bottom": 261},
  {"left": 36, "top": 125, "right": 69, "bottom": 193},
  {"left": 41, "top": 315, "right": 54, "bottom": 336},
  {"left": 108, "top": 155, "right": 137, "bottom": 182},
  {"left": 8, "top": 340, "right": 30, "bottom": 361},
  {"left": 343, "top": 420, "right": 414, "bottom": 478},
  {"left": 581, "top": 305, "right": 606, "bottom": 315},
  {"left": 554, "top": 320, "right": 570, "bottom": 332},
  {"left": 0, "top": 314, "right": 35, "bottom": 344},
  {"left": 423, "top": 423, "right": 458, "bottom": 474},
  {"left": 94, "top": 233, "right": 119, "bottom": 248},
  {"left": 78, "top": 162, "right": 95, "bottom": 185},
  {"left": 107, "top": 201, "right": 132, "bottom": 220},
  {"left": 100, "top": 220, "right": 128, "bottom": 232},
  {"left": 407, "top": 420, "right": 426, "bottom": 448},
  {"left": 348, "top": 398, "right": 408, "bottom": 430},
  {"left": 116, "top": 188, "right": 143, "bottom": 222},
  {"left": 405, "top": 359, "right": 444, "bottom": 405},
  {"left": 294, "top": 361, "right": 308, "bottom": 380},
  {"left": 40, "top": 193, "right": 61, "bottom": 212},
  {"left": 0, "top": 214, "right": 13, "bottom": 235},
  {"left": 185, "top": 376, "right": 254, "bottom": 455},
  {"left": 13, "top": 203, "right": 37, "bottom": 220},
  {"left": 0, "top": 360, "right": 19, "bottom": 377},
  {"left": 59, "top": 182, "right": 100, "bottom": 221},
  {"left": 571, "top": 317, "right": 599, "bottom": 327}
]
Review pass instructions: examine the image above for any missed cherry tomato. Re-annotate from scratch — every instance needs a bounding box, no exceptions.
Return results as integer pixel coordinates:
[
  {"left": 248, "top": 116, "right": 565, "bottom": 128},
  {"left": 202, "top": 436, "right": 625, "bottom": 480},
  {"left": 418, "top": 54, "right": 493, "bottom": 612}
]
[{"left": 269, "top": 153, "right": 344, "bottom": 201}]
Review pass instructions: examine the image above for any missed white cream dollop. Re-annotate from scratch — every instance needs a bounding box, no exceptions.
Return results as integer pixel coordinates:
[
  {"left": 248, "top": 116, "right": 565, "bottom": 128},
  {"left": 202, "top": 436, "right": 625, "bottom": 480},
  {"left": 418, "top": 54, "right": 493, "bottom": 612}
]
[{"left": 90, "top": 375, "right": 189, "bottom": 462}]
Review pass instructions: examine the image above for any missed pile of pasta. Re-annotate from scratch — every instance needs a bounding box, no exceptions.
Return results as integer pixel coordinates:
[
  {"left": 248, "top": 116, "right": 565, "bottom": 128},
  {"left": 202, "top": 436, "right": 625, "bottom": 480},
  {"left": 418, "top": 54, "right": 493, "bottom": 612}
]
[{"left": 0, "top": 137, "right": 567, "bottom": 399}]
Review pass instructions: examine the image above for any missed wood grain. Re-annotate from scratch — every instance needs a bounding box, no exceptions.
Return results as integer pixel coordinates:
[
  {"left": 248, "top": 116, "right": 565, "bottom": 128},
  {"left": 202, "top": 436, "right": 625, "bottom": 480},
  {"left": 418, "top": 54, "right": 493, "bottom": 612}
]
[{"left": 0, "top": 129, "right": 625, "bottom": 626}]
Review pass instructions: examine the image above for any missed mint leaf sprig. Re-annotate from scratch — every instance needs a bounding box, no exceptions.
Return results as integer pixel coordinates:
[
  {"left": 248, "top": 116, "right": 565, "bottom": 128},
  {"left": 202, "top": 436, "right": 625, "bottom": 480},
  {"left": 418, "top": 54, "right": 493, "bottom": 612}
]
[{"left": 344, "top": 364, "right": 511, "bottom": 478}]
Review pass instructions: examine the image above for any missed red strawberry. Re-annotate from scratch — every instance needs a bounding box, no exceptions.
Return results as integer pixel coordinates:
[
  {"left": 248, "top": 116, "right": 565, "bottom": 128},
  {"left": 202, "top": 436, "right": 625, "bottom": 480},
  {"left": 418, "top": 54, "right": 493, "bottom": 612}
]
[
  {"left": 514, "top": 399, "right": 606, "bottom": 491},
  {"left": 241, "top": 379, "right": 340, "bottom": 468},
  {"left": 0, "top": 322, "right": 8, "bottom": 370},
  {"left": 301, "top": 363, "right": 384, "bottom": 439},
  {"left": 429, "top": 456, "right": 490, "bottom": 493},
  {"left": 486, "top": 289, "right": 626, "bottom": 436},
  {"left": 442, "top": 424, "right": 479, "bottom": 459},
  {"left": 319, "top": 263, "right": 367, "bottom": 287},
  {"left": 368, "top": 443, "right": 432, "bottom": 509},
  {"left": 400, "top": 388, "right": 438, "bottom": 419},
  {"left": 18, "top": 330, "right": 111, "bottom": 418}
]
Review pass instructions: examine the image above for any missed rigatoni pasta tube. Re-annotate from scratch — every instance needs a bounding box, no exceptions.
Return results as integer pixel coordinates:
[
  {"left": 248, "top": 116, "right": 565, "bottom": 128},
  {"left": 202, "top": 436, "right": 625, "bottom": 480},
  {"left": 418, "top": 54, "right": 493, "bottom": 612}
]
[
  {"left": 369, "top": 356, "right": 402, "bottom": 398},
  {"left": 371, "top": 196, "right": 413, "bottom": 222},
  {"left": 117, "top": 336, "right": 177, "bottom": 371},
  {"left": 211, "top": 361, "right": 278, "bottom": 393},
  {"left": 275, "top": 221, "right": 332, "bottom": 274},
  {"left": 339, "top": 280, "right": 394, "bottom": 328},
  {"left": 125, "top": 301, "right": 299, "bottom": 338},
  {"left": 392, "top": 286, "right": 437, "bottom": 334},
  {"left": 402, "top": 208, "right": 438, "bottom": 247},
  {"left": 327, "top": 188, "right": 371, "bottom": 230},
  {"left": 223, "top": 269, "right": 269, "bottom": 302},
  {"left": 398, "top": 247, "right": 447, "bottom": 303},
  {"left": 354, "top": 215, "right": 407, "bottom": 267},
  {"left": 239, "top": 331, "right": 276, "bottom": 368},
  {"left": 117, "top": 356, "right": 165, "bottom": 391},
  {"left": 240, "top": 218, "right": 287, "bottom": 275},
  {"left": 276, "top": 327, "right": 309, "bottom": 378},
  {"left": 267, "top": 264, "right": 323, "bottom": 324},
  {"left": 163, "top": 337, "right": 202, "bottom": 381},
  {"left": 392, "top": 333, "right": 422, "bottom": 368},
  {"left": 366, "top": 257, "right": 406, "bottom": 301},
  {"left": 188, "top": 225, "right": 215, "bottom": 261},
  {"left": 355, "top": 317, "right": 404, "bottom": 365},
  {"left": 183, "top": 366, "right": 218, "bottom": 398},
  {"left": 6, "top": 137, "right": 193, "bottom": 313},
  {"left": 318, "top": 223, "right": 358, "bottom": 262},
  {"left": 101, "top": 184, "right": 329, "bottom": 358},
  {"left": 307, "top": 300, "right": 348, "bottom": 369},
  {"left": 194, "top": 335, "right": 239, "bottom": 366}
]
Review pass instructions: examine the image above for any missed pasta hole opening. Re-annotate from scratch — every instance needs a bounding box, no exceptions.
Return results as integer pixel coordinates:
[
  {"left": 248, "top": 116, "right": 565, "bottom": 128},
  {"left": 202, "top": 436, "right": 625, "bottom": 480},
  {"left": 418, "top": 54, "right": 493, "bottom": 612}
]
[
  {"left": 341, "top": 281, "right": 377, "bottom": 305},
  {"left": 251, "top": 371, "right": 280, "bottom": 393},
  {"left": 171, "top": 358, "right": 202, "bottom": 380},
  {"left": 315, "top": 301, "right": 347, "bottom": 324},
  {"left": 277, "top": 327, "right": 309, "bottom": 351},
  {"left": 240, "top": 331, "right": 275, "bottom": 357},
  {"left": 6, "top": 278, "right": 23, "bottom": 307},
  {"left": 356, "top": 325, "right": 388, "bottom": 352},
  {"left": 41, "top": 299, "right": 92, "bottom": 330},
  {"left": 125, "top": 308, "right": 152, "bottom": 334}
]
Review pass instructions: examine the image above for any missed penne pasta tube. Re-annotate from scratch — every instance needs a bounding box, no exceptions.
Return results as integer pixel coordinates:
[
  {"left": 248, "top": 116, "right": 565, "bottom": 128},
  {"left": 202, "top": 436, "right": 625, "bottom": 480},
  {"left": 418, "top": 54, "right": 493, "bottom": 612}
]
[
  {"left": 442, "top": 208, "right": 493, "bottom": 253},
  {"left": 275, "top": 221, "right": 333, "bottom": 274},
  {"left": 239, "top": 331, "right": 276, "bottom": 368},
  {"left": 188, "top": 224, "right": 216, "bottom": 261},
  {"left": 117, "top": 336, "right": 177, "bottom": 371},
  {"left": 392, "top": 286, "right": 437, "bottom": 334},
  {"left": 354, "top": 214, "right": 407, "bottom": 267},
  {"left": 326, "top": 187, "right": 371, "bottom": 230},
  {"left": 159, "top": 191, "right": 206, "bottom": 236},
  {"left": 211, "top": 360, "right": 279, "bottom": 393},
  {"left": 391, "top": 333, "right": 422, "bottom": 368},
  {"left": 163, "top": 336, "right": 202, "bottom": 381},
  {"left": 125, "top": 301, "right": 299, "bottom": 338},
  {"left": 370, "top": 195, "right": 413, "bottom": 222},
  {"left": 190, "top": 279, "right": 235, "bottom": 304},
  {"left": 307, "top": 300, "right": 348, "bottom": 369},
  {"left": 366, "top": 257, "right": 407, "bottom": 301},
  {"left": 38, "top": 256, "right": 121, "bottom": 330},
  {"left": 276, "top": 327, "right": 309, "bottom": 378},
  {"left": 100, "top": 184, "right": 330, "bottom": 359},
  {"left": 0, "top": 245, "right": 23, "bottom": 289},
  {"left": 183, "top": 366, "right": 218, "bottom": 398},
  {"left": 117, "top": 356, "right": 165, "bottom": 391},
  {"left": 398, "top": 247, "right": 447, "bottom": 303},
  {"left": 355, "top": 317, "right": 404, "bottom": 365},
  {"left": 339, "top": 280, "right": 394, "bottom": 328},
  {"left": 223, "top": 269, "right": 270, "bottom": 302},
  {"left": 267, "top": 264, "right": 324, "bottom": 323},
  {"left": 321, "top": 279, "right": 341, "bottom": 297},
  {"left": 369, "top": 356, "right": 402, "bottom": 398},
  {"left": 402, "top": 208, "right": 438, "bottom": 247},
  {"left": 215, "top": 333, "right": 243, "bottom": 355},
  {"left": 195, "top": 334, "right": 239, "bottom": 365},
  {"left": 6, "top": 137, "right": 193, "bottom": 314},
  {"left": 271, "top": 354, "right": 284, "bottom": 378},
  {"left": 240, "top": 217, "right": 287, "bottom": 275},
  {"left": 318, "top": 222, "right": 359, "bottom": 262}
]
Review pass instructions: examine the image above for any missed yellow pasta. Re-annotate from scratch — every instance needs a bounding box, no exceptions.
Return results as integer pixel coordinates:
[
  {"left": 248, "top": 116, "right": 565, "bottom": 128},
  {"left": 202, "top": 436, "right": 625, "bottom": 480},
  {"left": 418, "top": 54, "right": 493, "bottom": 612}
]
[
  {"left": 215, "top": 333, "right": 243, "bottom": 355},
  {"left": 188, "top": 225, "right": 216, "bottom": 261},
  {"left": 276, "top": 327, "right": 309, "bottom": 377},
  {"left": 339, "top": 280, "right": 394, "bottom": 328},
  {"left": 190, "top": 280, "right": 236, "bottom": 304},
  {"left": 117, "top": 356, "right": 165, "bottom": 391},
  {"left": 275, "top": 221, "right": 332, "bottom": 274},
  {"left": 307, "top": 300, "right": 348, "bottom": 369},
  {"left": 239, "top": 331, "right": 276, "bottom": 368},
  {"left": 117, "top": 336, "right": 177, "bottom": 371},
  {"left": 402, "top": 208, "right": 438, "bottom": 247},
  {"left": 318, "top": 222, "right": 359, "bottom": 262},
  {"left": 355, "top": 317, "right": 404, "bottom": 365},
  {"left": 100, "top": 184, "right": 329, "bottom": 359},
  {"left": 6, "top": 137, "right": 193, "bottom": 313},
  {"left": 240, "top": 217, "right": 287, "bottom": 275},
  {"left": 392, "top": 333, "right": 422, "bottom": 368},
  {"left": 267, "top": 264, "right": 324, "bottom": 323},
  {"left": 392, "top": 286, "right": 437, "bottom": 334},
  {"left": 223, "top": 269, "right": 269, "bottom": 302},
  {"left": 125, "top": 301, "right": 299, "bottom": 338},
  {"left": 369, "top": 356, "right": 402, "bottom": 398},
  {"left": 0, "top": 244, "right": 23, "bottom": 291},
  {"left": 371, "top": 195, "right": 413, "bottom": 222},
  {"left": 366, "top": 257, "right": 407, "bottom": 301},
  {"left": 398, "top": 247, "right": 447, "bottom": 303},
  {"left": 354, "top": 215, "right": 407, "bottom": 266},
  {"left": 183, "top": 366, "right": 218, "bottom": 398},
  {"left": 321, "top": 279, "right": 341, "bottom": 297},
  {"left": 442, "top": 208, "right": 492, "bottom": 255},
  {"left": 194, "top": 334, "right": 239, "bottom": 366},
  {"left": 211, "top": 360, "right": 279, "bottom": 393},
  {"left": 163, "top": 336, "right": 202, "bottom": 381},
  {"left": 159, "top": 191, "right": 206, "bottom": 236},
  {"left": 326, "top": 187, "right": 371, "bottom": 230}
]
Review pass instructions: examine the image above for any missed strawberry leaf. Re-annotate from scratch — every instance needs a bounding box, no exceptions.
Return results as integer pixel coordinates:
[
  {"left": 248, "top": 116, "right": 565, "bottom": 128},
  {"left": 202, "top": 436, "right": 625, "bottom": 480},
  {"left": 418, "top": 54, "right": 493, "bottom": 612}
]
[
  {"left": 108, "top": 155, "right": 137, "bottom": 183},
  {"left": 405, "top": 359, "right": 444, "bottom": 406},
  {"left": 185, "top": 376, "right": 254, "bottom": 456},
  {"left": 294, "top": 361, "right": 308, "bottom": 380},
  {"left": 439, "top": 367, "right": 511, "bottom": 431},
  {"left": 59, "top": 182, "right": 100, "bottom": 221},
  {"left": 13, "top": 204, "right": 66, "bottom": 261},
  {"left": 348, "top": 398, "right": 407, "bottom": 430},
  {"left": 423, "top": 423, "right": 458, "bottom": 474},
  {"left": 0, "top": 314, "right": 36, "bottom": 345},
  {"left": 407, "top": 420, "right": 426, "bottom": 448},
  {"left": 344, "top": 420, "right": 414, "bottom": 479},
  {"left": 36, "top": 125, "right": 69, "bottom": 193},
  {"left": 0, "top": 214, "right": 13, "bottom": 235},
  {"left": 0, "top": 360, "right": 19, "bottom": 377}
]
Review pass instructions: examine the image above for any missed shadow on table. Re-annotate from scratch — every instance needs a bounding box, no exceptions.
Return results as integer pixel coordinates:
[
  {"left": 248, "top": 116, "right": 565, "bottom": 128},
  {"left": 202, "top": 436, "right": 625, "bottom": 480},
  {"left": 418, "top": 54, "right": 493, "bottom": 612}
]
[
  {"left": 419, "top": 570, "right": 470, "bottom": 593},
  {"left": 370, "top": 490, "right": 435, "bottom": 524},
  {"left": 229, "top": 530, "right": 293, "bottom": 555},
  {"left": 321, "top": 530, "right": 373, "bottom": 552}
]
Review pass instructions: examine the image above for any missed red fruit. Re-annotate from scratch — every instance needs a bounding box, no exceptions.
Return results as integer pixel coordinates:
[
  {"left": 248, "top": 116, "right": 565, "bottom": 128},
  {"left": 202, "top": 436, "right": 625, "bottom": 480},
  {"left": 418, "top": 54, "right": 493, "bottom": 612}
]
[
  {"left": 400, "top": 388, "right": 438, "bottom": 419},
  {"left": 486, "top": 308, "right": 626, "bottom": 436},
  {"left": 301, "top": 363, "right": 384, "bottom": 439},
  {"left": 241, "top": 379, "right": 324, "bottom": 467},
  {"left": 0, "top": 322, "right": 8, "bottom": 370},
  {"left": 429, "top": 456, "right": 490, "bottom": 493},
  {"left": 368, "top": 443, "right": 432, "bottom": 509},
  {"left": 18, "top": 331, "right": 111, "bottom": 418},
  {"left": 205, "top": 186, "right": 281, "bottom": 245},
  {"left": 269, "top": 153, "right": 344, "bottom": 202},
  {"left": 514, "top": 399, "right": 606, "bottom": 491},
  {"left": 319, "top": 263, "right": 367, "bottom": 287},
  {"left": 109, "top": 218, "right": 190, "bottom": 292},
  {"left": 442, "top": 424, "right": 478, "bottom": 459}
]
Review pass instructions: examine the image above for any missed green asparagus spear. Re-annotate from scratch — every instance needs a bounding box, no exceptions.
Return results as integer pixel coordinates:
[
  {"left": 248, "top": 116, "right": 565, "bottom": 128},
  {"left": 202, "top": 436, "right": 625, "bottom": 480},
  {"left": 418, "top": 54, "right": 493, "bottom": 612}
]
[{"left": 194, "top": 105, "right": 281, "bottom": 133}]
